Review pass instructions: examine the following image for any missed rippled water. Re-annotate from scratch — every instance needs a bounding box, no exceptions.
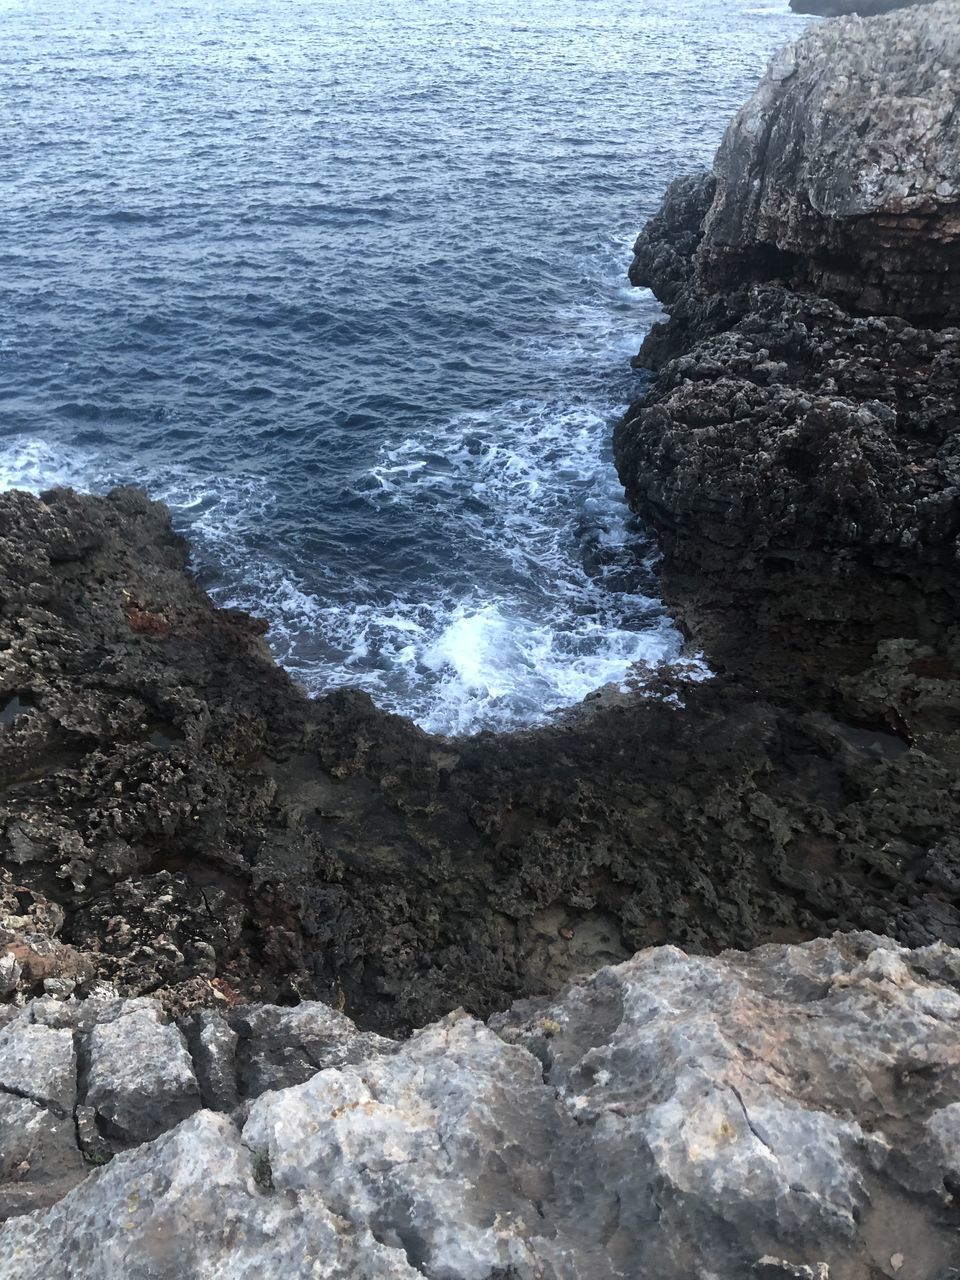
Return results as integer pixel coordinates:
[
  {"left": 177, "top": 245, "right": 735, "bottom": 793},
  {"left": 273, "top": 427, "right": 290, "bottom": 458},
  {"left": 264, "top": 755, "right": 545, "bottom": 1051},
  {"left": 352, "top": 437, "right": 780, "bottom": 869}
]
[{"left": 0, "top": 0, "right": 808, "bottom": 733}]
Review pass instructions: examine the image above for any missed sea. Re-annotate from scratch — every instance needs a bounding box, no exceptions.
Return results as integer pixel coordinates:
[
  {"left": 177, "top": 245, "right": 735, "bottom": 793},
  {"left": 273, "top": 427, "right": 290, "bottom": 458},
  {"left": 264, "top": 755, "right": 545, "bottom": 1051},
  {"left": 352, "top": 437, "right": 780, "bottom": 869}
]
[{"left": 0, "top": 0, "right": 810, "bottom": 733}]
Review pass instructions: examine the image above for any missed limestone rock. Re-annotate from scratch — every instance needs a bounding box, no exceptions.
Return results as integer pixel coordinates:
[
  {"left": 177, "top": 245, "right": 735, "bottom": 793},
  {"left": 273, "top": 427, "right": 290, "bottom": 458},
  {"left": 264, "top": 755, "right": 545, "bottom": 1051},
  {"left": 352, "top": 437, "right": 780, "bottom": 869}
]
[
  {"left": 230, "top": 1001, "right": 394, "bottom": 1097},
  {"left": 0, "top": 1111, "right": 418, "bottom": 1280},
  {"left": 0, "top": 1094, "right": 84, "bottom": 1221},
  {"left": 0, "top": 1020, "right": 76, "bottom": 1114},
  {"left": 702, "top": 2, "right": 960, "bottom": 322},
  {"left": 617, "top": 0, "right": 960, "bottom": 713},
  {"left": 84, "top": 1001, "right": 200, "bottom": 1143},
  {"left": 3, "top": 935, "right": 960, "bottom": 1278},
  {"left": 187, "top": 1009, "right": 240, "bottom": 1112}
]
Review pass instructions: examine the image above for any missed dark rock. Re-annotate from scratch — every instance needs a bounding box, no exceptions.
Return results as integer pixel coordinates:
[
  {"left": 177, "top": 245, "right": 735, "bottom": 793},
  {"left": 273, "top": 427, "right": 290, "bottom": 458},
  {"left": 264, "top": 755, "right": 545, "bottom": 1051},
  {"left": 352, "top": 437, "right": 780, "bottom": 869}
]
[
  {"left": 616, "top": 0, "right": 960, "bottom": 718},
  {"left": 791, "top": 0, "right": 935, "bottom": 15},
  {"left": 4, "top": 480, "right": 960, "bottom": 1040}
]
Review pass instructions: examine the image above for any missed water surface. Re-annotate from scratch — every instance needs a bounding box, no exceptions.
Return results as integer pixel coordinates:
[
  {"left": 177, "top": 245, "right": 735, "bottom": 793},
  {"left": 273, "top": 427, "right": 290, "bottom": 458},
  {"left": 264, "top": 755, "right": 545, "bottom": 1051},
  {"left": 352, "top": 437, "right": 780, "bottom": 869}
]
[{"left": 0, "top": 0, "right": 809, "bottom": 732}]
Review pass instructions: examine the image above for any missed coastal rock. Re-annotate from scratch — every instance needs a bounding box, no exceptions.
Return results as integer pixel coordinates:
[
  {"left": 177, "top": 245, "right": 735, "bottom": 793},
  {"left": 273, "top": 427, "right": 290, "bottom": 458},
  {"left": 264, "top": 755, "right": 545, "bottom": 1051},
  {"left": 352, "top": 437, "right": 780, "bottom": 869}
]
[
  {"left": 791, "top": 1, "right": 935, "bottom": 15},
  {"left": 3, "top": 482, "right": 960, "bottom": 1038},
  {"left": 0, "top": 990, "right": 399, "bottom": 1217},
  {"left": 702, "top": 4, "right": 960, "bottom": 322},
  {"left": 3, "top": 934, "right": 960, "bottom": 1277},
  {"left": 616, "top": 0, "right": 960, "bottom": 708}
]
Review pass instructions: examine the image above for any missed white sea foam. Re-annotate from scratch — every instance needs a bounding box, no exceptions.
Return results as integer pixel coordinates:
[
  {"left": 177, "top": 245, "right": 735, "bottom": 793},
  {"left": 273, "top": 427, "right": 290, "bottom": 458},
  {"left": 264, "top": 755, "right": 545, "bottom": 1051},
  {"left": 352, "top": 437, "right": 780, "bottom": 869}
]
[{"left": 0, "top": 248, "right": 703, "bottom": 737}]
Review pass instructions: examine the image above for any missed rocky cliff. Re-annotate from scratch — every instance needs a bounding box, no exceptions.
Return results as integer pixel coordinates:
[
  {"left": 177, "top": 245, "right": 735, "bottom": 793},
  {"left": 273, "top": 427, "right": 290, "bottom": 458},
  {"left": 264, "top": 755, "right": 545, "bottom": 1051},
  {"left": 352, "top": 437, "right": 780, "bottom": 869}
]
[
  {"left": 616, "top": 0, "right": 960, "bottom": 699},
  {"left": 2, "top": 3, "right": 960, "bottom": 1276}
]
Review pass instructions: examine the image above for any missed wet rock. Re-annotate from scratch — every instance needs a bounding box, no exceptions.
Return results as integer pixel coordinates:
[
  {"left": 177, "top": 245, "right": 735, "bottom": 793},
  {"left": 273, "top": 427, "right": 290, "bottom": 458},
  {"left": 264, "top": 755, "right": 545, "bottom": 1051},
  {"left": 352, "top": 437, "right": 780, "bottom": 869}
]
[
  {"left": 1, "top": 2, "right": 960, "bottom": 1054},
  {"left": 616, "top": 0, "right": 960, "bottom": 720}
]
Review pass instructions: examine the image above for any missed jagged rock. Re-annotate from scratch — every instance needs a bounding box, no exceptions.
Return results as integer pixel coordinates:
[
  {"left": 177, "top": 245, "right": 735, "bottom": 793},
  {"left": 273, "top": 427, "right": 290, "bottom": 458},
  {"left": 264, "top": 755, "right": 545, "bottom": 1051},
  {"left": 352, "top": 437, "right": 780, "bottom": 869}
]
[
  {"left": 231, "top": 1002, "right": 395, "bottom": 1097},
  {"left": 3, "top": 934, "right": 960, "bottom": 1278},
  {"left": 701, "top": 3, "right": 960, "bottom": 322},
  {"left": 83, "top": 1001, "right": 200, "bottom": 1144},
  {"left": 616, "top": 0, "right": 960, "bottom": 713},
  {"left": 0, "top": 1020, "right": 76, "bottom": 1114},
  {"left": 0, "top": 1094, "right": 84, "bottom": 1221},
  {"left": 187, "top": 1010, "right": 241, "bottom": 1112},
  {"left": 5, "top": 485, "right": 960, "bottom": 1042},
  {"left": 0, "top": 1111, "right": 417, "bottom": 1280}
]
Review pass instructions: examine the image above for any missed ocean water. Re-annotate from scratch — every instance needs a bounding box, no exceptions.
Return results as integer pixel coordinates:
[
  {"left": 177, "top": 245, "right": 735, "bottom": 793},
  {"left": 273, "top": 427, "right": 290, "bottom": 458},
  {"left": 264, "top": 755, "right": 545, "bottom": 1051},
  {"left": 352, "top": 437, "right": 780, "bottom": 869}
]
[{"left": 0, "top": 0, "right": 809, "bottom": 734}]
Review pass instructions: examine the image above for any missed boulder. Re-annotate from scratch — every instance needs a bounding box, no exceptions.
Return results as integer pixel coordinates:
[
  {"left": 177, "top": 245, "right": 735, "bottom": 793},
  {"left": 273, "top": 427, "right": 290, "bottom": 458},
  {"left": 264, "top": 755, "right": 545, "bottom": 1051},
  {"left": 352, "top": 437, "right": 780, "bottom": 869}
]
[{"left": 2, "top": 934, "right": 960, "bottom": 1278}]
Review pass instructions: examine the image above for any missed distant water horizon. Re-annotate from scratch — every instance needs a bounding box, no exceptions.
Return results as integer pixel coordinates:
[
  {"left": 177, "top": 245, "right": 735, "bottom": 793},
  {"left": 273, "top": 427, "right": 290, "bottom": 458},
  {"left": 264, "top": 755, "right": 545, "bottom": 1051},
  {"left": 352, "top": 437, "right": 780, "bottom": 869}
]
[{"left": 0, "top": 0, "right": 809, "bottom": 733}]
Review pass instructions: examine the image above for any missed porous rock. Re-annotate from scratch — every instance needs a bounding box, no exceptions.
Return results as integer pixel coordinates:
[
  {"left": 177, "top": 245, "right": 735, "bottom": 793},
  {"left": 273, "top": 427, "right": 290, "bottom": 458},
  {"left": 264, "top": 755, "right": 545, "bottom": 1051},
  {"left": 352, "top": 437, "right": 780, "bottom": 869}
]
[
  {"left": 617, "top": 0, "right": 960, "bottom": 711},
  {"left": 5, "top": 484, "right": 960, "bottom": 1040}
]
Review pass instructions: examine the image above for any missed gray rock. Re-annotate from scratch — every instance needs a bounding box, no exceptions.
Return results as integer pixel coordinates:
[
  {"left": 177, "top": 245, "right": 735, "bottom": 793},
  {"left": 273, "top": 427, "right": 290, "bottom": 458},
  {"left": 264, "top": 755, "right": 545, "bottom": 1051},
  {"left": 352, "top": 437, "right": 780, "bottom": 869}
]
[
  {"left": 0, "top": 1019, "right": 76, "bottom": 1114},
  {"left": 188, "top": 1009, "right": 240, "bottom": 1112},
  {"left": 0, "top": 1111, "right": 419, "bottom": 1279},
  {"left": 3, "top": 934, "right": 960, "bottom": 1278},
  {"left": 0, "top": 1094, "right": 84, "bottom": 1220},
  {"left": 230, "top": 1001, "right": 394, "bottom": 1097},
  {"left": 83, "top": 1001, "right": 200, "bottom": 1143},
  {"left": 702, "top": 1, "right": 960, "bottom": 321}
]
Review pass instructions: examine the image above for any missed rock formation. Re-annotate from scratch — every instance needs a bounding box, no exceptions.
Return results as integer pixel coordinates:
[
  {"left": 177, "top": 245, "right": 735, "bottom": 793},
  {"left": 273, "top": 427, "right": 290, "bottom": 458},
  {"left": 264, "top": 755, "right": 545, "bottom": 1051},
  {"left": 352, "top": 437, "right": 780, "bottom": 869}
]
[
  {"left": 4, "top": 484, "right": 960, "bottom": 1044},
  {"left": 791, "top": 1, "right": 935, "bottom": 16},
  {"left": 616, "top": 0, "right": 960, "bottom": 699},
  {"left": 3, "top": 933, "right": 960, "bottom": 1279},
  {"left": 1, "top": 2, "right": 960, "bottom": 1275}
]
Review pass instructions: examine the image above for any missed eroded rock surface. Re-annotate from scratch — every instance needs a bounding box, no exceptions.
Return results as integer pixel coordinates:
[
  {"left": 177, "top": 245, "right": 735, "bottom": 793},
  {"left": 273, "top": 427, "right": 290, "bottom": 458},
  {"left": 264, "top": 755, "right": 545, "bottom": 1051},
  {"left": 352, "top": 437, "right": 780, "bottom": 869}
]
[
  {"left": 2, "top": 934, "right": 960, "bottom": 1278},
  {"left": 0, "top": 987, "right": 388, "bottom": 1218},
  {"left": 616, "top": 0, "right": 960, "bottom": 709},
  {"left": 4, "top": 483, "right": 960, "bottom": 1042},
  {"left": 705, "top": 6, "right": 959, "bottom": 322}
]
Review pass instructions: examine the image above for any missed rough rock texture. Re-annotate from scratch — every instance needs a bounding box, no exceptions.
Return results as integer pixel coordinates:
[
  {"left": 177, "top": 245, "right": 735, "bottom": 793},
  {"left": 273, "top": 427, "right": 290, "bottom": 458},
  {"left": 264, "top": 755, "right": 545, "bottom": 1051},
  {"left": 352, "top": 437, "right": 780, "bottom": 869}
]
[
  {"left": 3, "top": 934, "right": 960, "bottom": 1278},
  {"left": 702, "top": 7, "right": 960, "bottom": 322},
  {"left": 4, "top": 484, "right": 960, "bottom": 1044},
  {"left": 617, "top": 1, "right": 960, "bottom": 708},
  {"left": 0, "top": 987, "right": 390, "bottom": 1218}
]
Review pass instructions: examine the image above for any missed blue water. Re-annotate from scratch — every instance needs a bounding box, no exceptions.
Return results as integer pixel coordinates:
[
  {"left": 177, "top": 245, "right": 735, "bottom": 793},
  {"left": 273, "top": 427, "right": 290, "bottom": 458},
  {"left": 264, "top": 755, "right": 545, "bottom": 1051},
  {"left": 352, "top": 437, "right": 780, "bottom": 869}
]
[{"left": 0, "top": 0, "right": 809, "bottom": 733}]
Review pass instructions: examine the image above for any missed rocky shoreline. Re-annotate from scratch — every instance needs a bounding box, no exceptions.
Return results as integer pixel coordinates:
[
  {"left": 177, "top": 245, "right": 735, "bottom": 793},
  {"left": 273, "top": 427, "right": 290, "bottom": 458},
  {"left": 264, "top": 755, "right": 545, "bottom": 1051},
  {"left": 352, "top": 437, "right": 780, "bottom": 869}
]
[{"left": 1, "top": 2, "right": 959, "bottom": 1274}]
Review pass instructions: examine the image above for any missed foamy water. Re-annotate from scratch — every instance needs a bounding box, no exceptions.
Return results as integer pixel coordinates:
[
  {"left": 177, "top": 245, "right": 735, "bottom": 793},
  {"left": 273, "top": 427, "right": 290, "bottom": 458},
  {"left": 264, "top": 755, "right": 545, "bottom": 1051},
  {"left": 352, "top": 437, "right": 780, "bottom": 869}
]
[{"left": 0, "top": 0, "right": 809, "bottom": 733}]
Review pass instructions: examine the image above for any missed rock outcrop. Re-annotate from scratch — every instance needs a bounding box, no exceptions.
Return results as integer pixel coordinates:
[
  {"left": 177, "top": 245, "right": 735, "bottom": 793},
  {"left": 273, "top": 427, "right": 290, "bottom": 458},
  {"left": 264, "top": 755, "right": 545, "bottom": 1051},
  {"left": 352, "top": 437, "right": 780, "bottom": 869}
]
[
  {"left": 791, "top": 1, "right": 935, "bottom": 15},
  {"left": 2, "top": 933, "right": 960, "bottom": 1279},
  {"left": 616, "top": 0, "right": 960, "bottom": 701},
  {"left": 703, "top": 9, "right": 959, "bottom": 323},
  {"left": 2, "top": 7, "right": 960, "bottom": 1275},
  {"left": 0, "top": 986, "right": 392, "bottom": 1218},
  {"left": 4, "top": 485, "right": 960, "bottom": 1044}
]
